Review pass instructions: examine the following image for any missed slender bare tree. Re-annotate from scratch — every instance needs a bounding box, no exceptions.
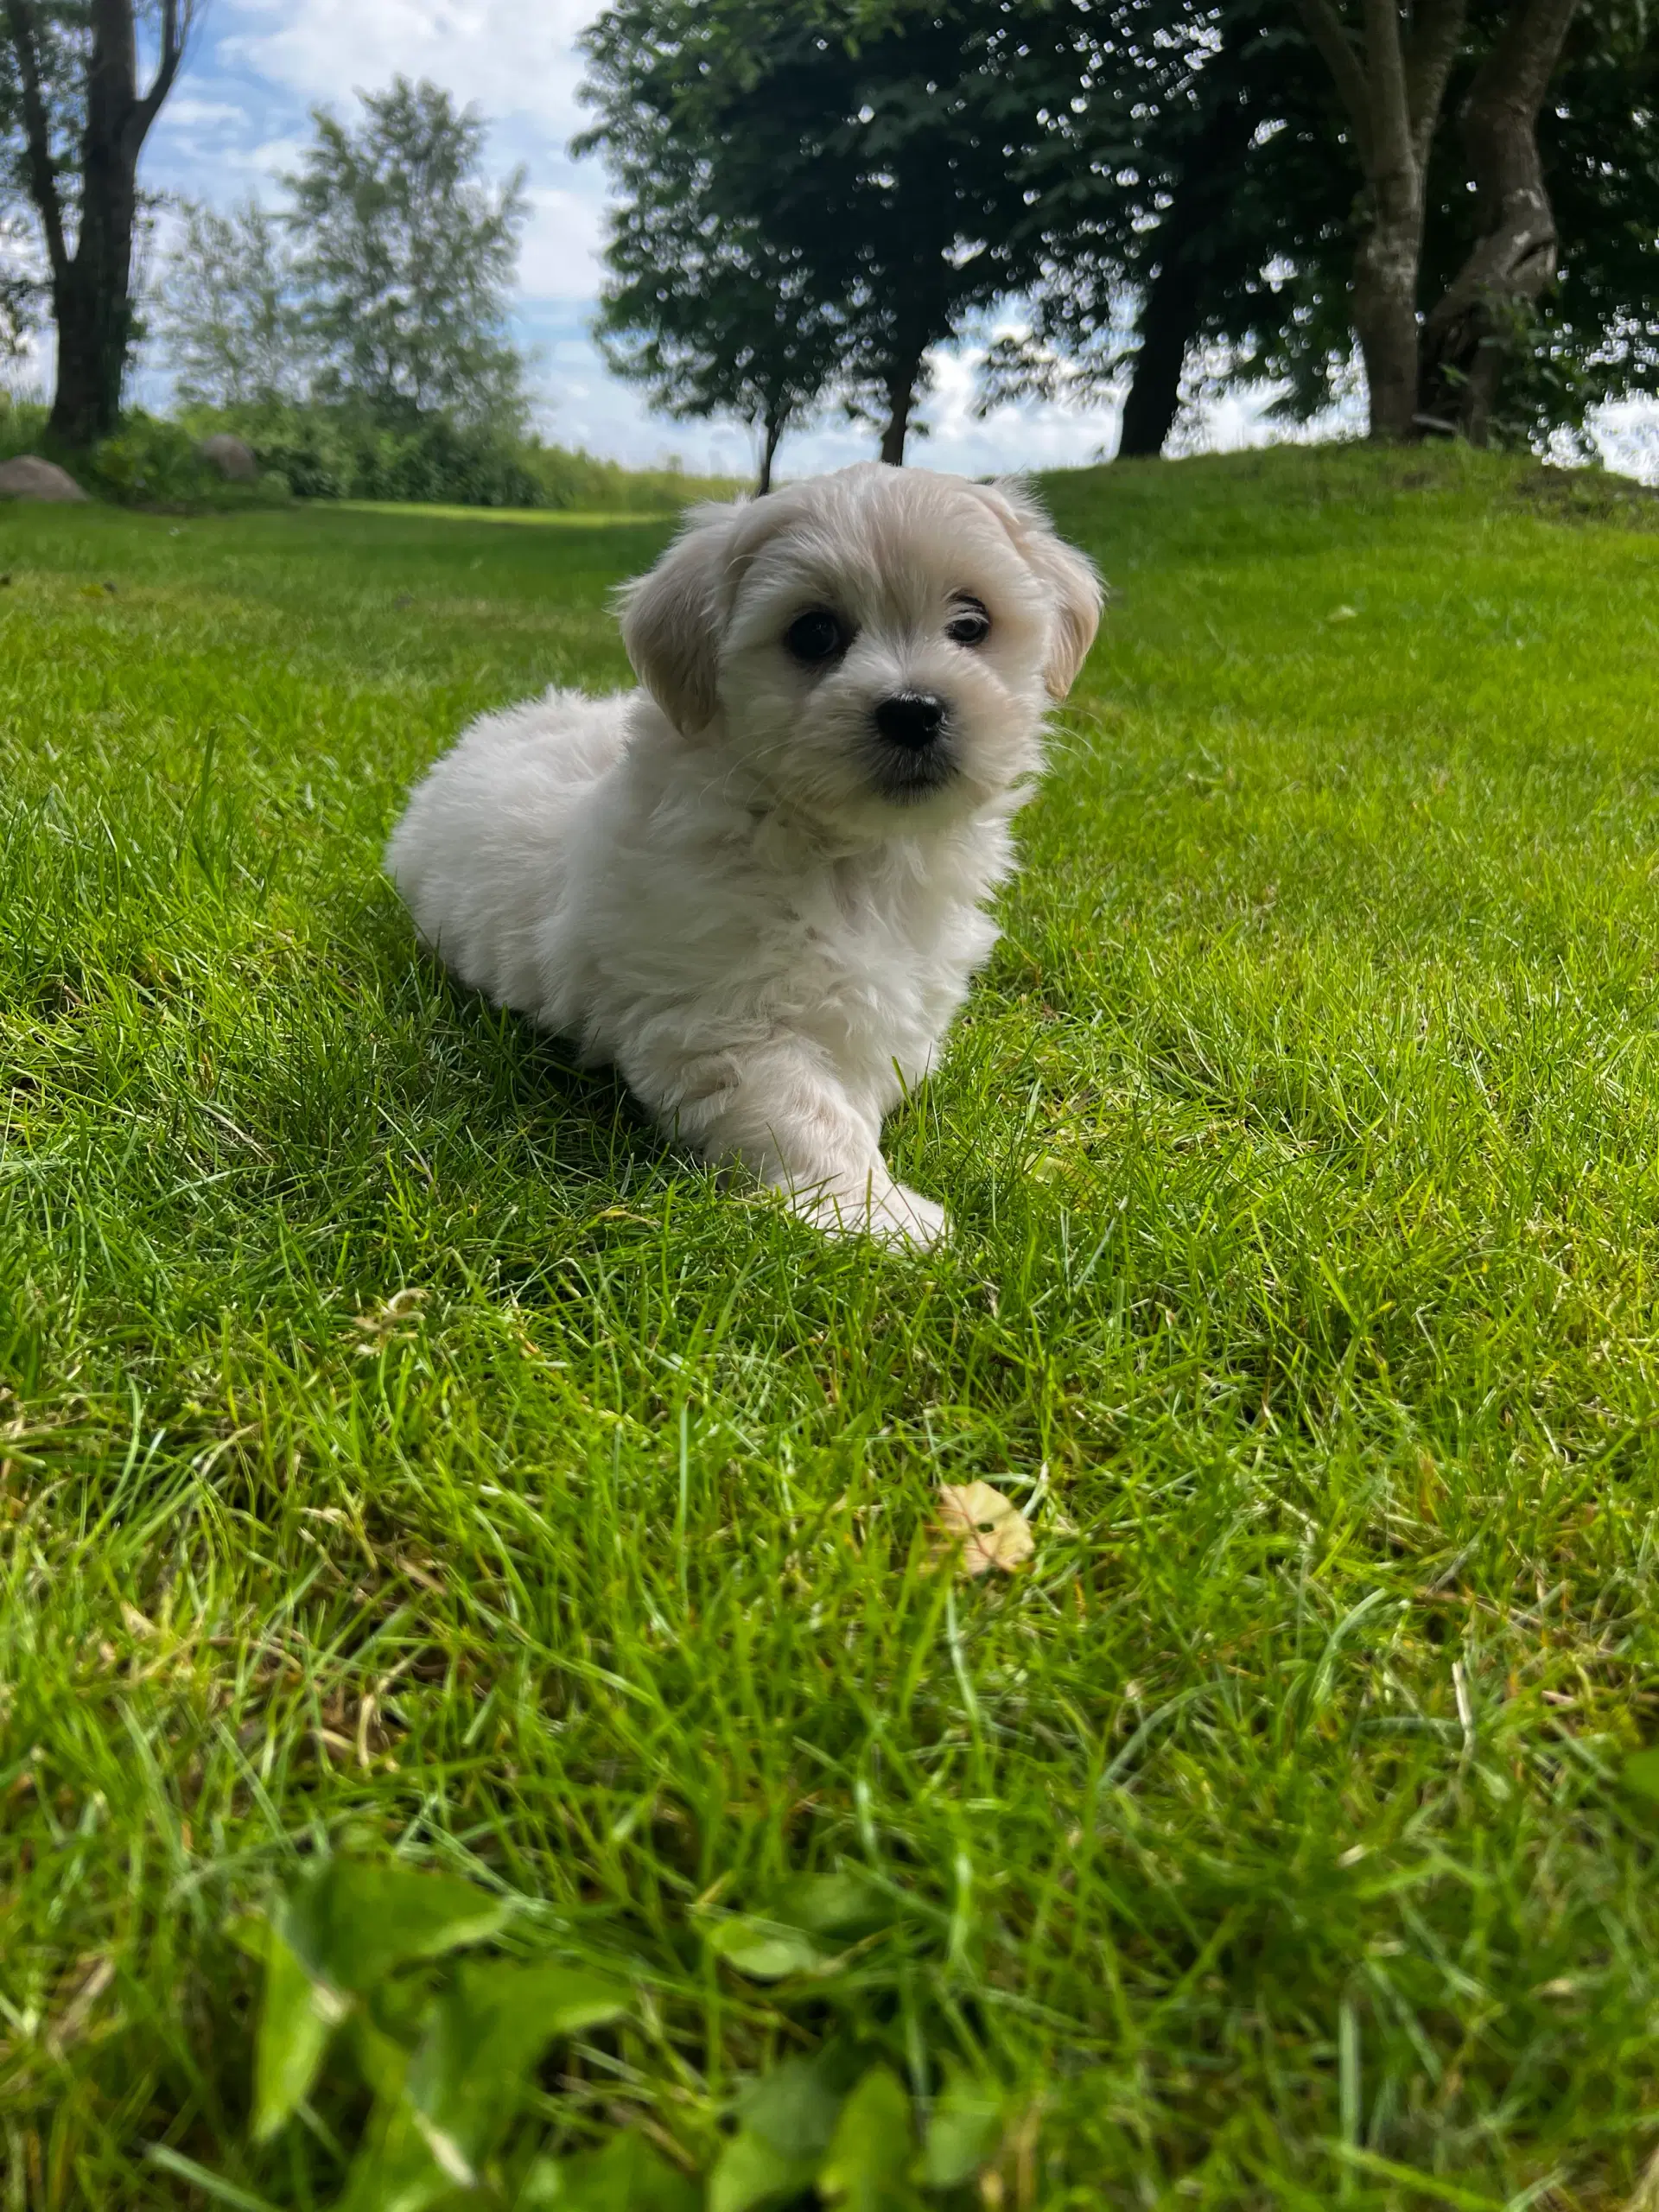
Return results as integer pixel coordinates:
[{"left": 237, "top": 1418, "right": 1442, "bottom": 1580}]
[{"left": 1, "top": 0, "right": 196, "bottom": 443}]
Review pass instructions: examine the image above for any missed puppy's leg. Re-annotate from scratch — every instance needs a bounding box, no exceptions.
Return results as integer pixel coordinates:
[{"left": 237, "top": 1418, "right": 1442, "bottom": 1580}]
[{"left": 647, "top": 1041, "right": 948, "bottom": 1249}]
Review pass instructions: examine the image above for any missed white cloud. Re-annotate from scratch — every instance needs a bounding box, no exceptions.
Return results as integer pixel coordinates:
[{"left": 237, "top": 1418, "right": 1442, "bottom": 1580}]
[
  {"left": 163, "top": 96, "right": 251, "bottom": 130},
  {"left": 517, "top": 186, "right": 606, "bottom": 302},
  {"left": 217, "top": 0, "right": 601, "bottom": 133},
  {"left": 245, "top": 132, "right": 310, "bottom": 172}
]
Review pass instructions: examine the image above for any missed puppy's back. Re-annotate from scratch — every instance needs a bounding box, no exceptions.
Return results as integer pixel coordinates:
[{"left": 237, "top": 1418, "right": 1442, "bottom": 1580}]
[{"left": 385, "top": 686, "right": 627, "bottom": 1016}]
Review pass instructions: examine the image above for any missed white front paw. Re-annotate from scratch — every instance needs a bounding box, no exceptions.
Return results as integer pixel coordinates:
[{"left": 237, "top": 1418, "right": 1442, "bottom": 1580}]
[
  {"left": 794, "top": 1178, "right": 948, "bottom": 1249},
  {"left": 869, "top": 1182, "right": 949, "bottom": 1249}
]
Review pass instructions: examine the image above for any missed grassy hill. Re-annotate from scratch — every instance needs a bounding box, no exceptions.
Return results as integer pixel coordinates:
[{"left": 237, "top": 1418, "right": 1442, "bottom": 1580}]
[{"left": 2, "top": 446, "right": 1656, "bottom": 2206}]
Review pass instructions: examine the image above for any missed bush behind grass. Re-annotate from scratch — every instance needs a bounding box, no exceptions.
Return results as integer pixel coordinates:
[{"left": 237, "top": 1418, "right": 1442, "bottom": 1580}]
[
  {"left": 207, "top": 403, "right": 739, "bottom": 512},
  {"left": 0, "top": 396, "right": 293, "bottom": 512},
  {"left": 0, "top": 391, "right": 738, "bottom": 513},
  {"left": 0, "top": 444, "right": 1657, "bottom": 2205}
]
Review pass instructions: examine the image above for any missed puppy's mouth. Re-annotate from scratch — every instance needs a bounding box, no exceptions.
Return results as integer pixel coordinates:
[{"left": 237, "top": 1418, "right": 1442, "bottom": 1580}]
[{"left": 868, "top": 690, "right": 959, "bottom": 804}]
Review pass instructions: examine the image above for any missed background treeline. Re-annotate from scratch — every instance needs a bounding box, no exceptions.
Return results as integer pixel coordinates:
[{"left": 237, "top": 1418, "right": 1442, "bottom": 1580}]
[
  {"left": 3, "top": 0, "right": 1658, "bottom": 505},
  {"left": 0, "top": 36, "right": 728, "bottom": 511},
  {"left": 577, "top": 0, "right": 1659, "bottom": 479}
]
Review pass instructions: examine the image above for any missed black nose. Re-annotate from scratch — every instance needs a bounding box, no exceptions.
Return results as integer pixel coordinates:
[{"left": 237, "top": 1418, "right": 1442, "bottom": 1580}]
[{"left": 874, "top": 692, "right": 946, "bottom": 749}]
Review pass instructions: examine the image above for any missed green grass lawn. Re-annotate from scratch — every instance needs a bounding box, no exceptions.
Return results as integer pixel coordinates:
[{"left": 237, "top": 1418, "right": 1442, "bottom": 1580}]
[{"left": 3, "top": 447, "right": 1658, "bottom": 2209}]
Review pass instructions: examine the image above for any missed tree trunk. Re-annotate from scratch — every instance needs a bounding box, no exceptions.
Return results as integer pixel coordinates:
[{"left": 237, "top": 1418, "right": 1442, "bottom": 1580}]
[
  {"left": 1352, "top": 154, "right": 1427, "bottom": 442},
  {"left": 1117, "top": 73, "right": 1255, "bottom": 460},
  {"left": 755, "top": 404, "right": 783, "bottom": 496},
  {"left": 1294, "top": 0, "right": 1468, "bottom": 442},
  {"left": 879, "top": 344, "right": 924, "bottom": 465},
  {"left": 2, "top": 0, "right": 188, "bottom": 447},
  {"left": 1416, "top": 0, "right": 1581, "bottom": 442},
  {"left": 48, "top": 212, "right": 137, "bottom": 447}
]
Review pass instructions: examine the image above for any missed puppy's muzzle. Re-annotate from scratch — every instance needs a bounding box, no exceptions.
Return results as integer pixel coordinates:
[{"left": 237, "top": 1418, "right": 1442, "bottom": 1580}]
[{"left": 874, "top": 692, "right": 947, "bottom": 751}]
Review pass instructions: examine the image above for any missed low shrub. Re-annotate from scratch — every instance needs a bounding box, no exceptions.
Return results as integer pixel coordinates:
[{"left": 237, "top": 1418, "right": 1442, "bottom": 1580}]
[
  {"left": 186, "top": 401, "right": 740, "bottom": 512},
  {"left": 0, "top": 391, "right": 50, "bottom": 464},
  {"left": 80, "top": 411, "right": 217, "bottom": 505},
  {"left": 0, "top": 397, "right": 290, "bottom": 509},
  {"left": 1, "top": 391, "right": 738, "bottom": 513}
]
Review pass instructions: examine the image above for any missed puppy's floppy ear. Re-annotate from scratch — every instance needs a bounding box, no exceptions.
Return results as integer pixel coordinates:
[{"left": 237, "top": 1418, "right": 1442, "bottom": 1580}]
[
  {"left": 618, "top": 502, "right": 739, "bottom": 733},
  {"left": 969, "top": 477, "right": 1103, "bottom": 699}
]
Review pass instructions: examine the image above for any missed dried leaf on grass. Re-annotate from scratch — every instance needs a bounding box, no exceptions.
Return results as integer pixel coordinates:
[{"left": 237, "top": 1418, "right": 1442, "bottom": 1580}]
[
  {"left": 348, "top": 1287, "right": 429, "bottom": 1354},
  {"left": 933, "top": 1482, "right": 1034, "bottom": 1578}
]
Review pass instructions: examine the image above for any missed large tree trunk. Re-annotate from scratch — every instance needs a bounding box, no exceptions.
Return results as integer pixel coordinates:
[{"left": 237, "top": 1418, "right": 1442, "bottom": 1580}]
[
  {"left": 1352, "top": 153, "right": 1427, "bottom": 442},
  {"left": 1294, "top": 0, "right": 1468, "bottom": 442},
  {"left": 1117, "top": 71, "right": 1255, "bottom": 460},
  {"left": 2, "top": 0, "right": 188, "bottom": 447},
  {"left": 50, "top": 0, "right": 141, "bottom": 442},
  {"left": 49, "top": 270, "right": 133, "bottom": 446},
  {"left": 1416, "top": 0, "right": 1580, "bottom": 442}
]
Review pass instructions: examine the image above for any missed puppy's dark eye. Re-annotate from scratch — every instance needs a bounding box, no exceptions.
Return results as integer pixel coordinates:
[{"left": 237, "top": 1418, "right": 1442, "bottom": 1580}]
[
  {"left": 785, "top": 609, "right": 848, "bottom": 664},
  {"left": 946, "top": 599, "right": 990, "bottom": 646}
]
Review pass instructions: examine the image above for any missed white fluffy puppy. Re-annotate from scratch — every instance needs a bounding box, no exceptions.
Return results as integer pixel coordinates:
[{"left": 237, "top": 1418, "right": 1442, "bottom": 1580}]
[{"left": 386, "top": 462, "right": 1101, "bottom": 1247}]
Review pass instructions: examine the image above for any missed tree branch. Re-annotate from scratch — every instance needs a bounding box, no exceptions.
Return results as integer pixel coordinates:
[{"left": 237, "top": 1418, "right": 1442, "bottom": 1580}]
[
  {"left": 130, "top": 0, "right": 194, "bottom": 148},
  {"left": 1403, "top": 0, "right": 1471, "bottom": 167},
  {"left": 1467, "top": 0, "right": 1580, "bottom": 122},
  {"left": 1418, "top": 0, "right": 1582, "bottom": 436},
  {"left": 1292, "top": 0, "right": 1373, "bottom": 165},
  {"left": 1363, "top": 0, "right": 1413, "bottom": 181},
  {"left": 2, "top": 0, "right": 69, "bottom": 282}
]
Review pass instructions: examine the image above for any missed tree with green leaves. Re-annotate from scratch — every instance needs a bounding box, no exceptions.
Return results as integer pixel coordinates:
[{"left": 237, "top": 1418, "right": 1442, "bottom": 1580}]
[
  {"left": 579, "top": 0, "right": 1056, "bottom": 464},
  {"left": 0, "top": 0, "right": 196, "bottom": 442},
  {"left": 0, "top": 206, "right": 35, "bottom": 359},
  {"left": 575, "top": 79, "right": 842, "bottom": 493},
  {"left": 0, "top": 53, "right": 36, "bottom": 357},
  {"left": 154, "top": 197, "right": 308, "bottom": 409},
  {"left": 998, "top": 0, "right": 1656, "bottom": 455},
  {"left": 285, "top": 75, "right": 528, "bottom": 431},
  {"left": 1147, "top": 0, "right": 1659, "bottom": 449},
  {"left": 980, "top": 0, "right": 1351, "bottom": 458},
  {"left": 1417, "top": 0, "right": 1659, "bottom": 447}
]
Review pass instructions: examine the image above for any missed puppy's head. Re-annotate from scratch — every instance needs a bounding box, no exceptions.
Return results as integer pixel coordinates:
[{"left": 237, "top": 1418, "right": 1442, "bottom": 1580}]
[{"left": 620, "top": 464, "right": 1102, "bottom": 832}]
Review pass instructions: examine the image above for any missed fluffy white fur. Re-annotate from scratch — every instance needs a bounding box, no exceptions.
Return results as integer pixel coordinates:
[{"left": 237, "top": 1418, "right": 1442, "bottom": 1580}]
[{"left": 386, "top": 462, "right": 1102, "bottom": 1246}]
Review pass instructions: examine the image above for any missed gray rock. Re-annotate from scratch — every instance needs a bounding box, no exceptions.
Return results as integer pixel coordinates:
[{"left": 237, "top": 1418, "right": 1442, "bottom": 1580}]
[
  {"left": 0, "top": 454, "right": 89, "bottom": 503},
  {"left": 197, "top": 433, "right": 257, "bottom": 483}
]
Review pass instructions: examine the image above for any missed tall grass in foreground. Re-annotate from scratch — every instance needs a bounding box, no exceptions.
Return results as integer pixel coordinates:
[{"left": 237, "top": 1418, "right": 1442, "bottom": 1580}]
[{"left": 0, "top": 448, "right": 1656, "bottom": 2206}]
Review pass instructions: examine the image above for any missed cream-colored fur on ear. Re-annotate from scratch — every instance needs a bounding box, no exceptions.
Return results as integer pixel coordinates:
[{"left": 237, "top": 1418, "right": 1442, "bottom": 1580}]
[
  {"left": 618, "top": 495, "right": 807, "bottom": 734},
  {"left": 969, "top": 477, "right": 1103, "bottom": 698},
  {"left": 617, "top": 501, "right": 739, "bottom": 733}
]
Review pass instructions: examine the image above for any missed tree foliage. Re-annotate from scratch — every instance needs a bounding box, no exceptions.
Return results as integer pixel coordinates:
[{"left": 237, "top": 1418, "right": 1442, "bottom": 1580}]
[
  {"left": 581, "top": 0, "right": 1659, "bottom": 459},
  {"left": 575, "top": 55, "right": 842, "bottom": 493},
  {"left": 0, "top": 48, "right": 38, "bottom": 355},
  {"left": 284, "top": 74, "right": 528, "bottom": 431},
  {"left": 979, "top": 0, "right": 1354, "bottom": 455},
  {"left": 1460, "top": 0, "right": 1659, "bottom": 445},
  {"left": 149, "top": 78, "right": 532, "bottom": 439},
  {"left": 154, "top": 197, "right": 307, "bottom": 409},
  {"left": 578, "top": 0, "right": 1064, "bottom": 467},
  {"left": 0, "top": 205, "right": 35, "bottom": 359}
]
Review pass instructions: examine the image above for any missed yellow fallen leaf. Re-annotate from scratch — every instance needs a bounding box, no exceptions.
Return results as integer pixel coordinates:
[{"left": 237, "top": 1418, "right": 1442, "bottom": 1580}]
[
  {"left": 935, "top": 1482, "right": 1034, "bottom": 1577},
  {"left": 346, "top": 1287, "right": 429, "bottom": 1353}
]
